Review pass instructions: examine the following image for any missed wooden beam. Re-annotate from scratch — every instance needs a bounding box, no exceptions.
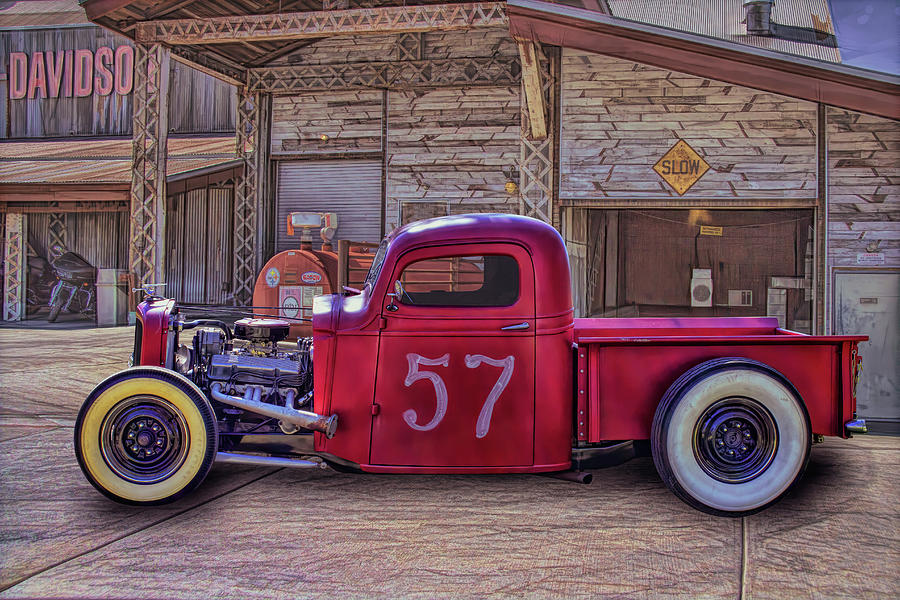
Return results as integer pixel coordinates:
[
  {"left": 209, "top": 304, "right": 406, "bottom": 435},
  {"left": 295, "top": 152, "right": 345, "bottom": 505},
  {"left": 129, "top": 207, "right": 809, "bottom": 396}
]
[
  {"left": 135, "top": 2, "right": 507, "bottom": 45},
  {"left": 517, "top": 39, "right": 547, "bottom": 140},
  {"left": 81, "top": 0, "right": 134, "bottom": 20},
  {"left": 0, "top": 184, "right": 130, "bottom": 194},
  {"left": 248, "top": 56, "right": 520, "bottom": 93},
  {"left": 0, "top": 190, "right": 130, "bottom": 203}
]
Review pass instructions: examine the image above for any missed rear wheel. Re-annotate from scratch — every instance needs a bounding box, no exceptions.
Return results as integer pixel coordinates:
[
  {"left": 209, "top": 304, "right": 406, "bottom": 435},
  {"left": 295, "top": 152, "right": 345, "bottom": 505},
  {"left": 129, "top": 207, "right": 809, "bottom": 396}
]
[
  {"left": 651, "top": 358, "right": 810, "bottom": 517},
  {"left": 74, "top": 367, "right": 218, "bottom": 505}
]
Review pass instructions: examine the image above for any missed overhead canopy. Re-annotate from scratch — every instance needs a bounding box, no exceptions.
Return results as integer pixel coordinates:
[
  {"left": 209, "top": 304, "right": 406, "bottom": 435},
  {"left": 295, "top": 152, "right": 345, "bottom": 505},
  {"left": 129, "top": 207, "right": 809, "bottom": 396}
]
[{"left": 79, "top": 0, "right": 899, "bottom": 119}]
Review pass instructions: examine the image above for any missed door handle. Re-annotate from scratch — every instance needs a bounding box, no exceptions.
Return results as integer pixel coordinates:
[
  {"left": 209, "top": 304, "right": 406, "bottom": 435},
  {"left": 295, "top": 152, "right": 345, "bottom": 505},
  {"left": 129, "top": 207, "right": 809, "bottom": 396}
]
[{"left": 501, "top": 322, "right": 530, "bottom": 331}]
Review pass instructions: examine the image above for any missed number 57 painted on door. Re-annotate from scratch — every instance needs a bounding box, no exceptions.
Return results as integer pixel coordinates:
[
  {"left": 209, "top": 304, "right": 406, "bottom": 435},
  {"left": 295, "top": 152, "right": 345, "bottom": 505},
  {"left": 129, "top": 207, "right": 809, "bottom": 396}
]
[{"left": 402, "top": 353, "right": 515, "bottom": 438}]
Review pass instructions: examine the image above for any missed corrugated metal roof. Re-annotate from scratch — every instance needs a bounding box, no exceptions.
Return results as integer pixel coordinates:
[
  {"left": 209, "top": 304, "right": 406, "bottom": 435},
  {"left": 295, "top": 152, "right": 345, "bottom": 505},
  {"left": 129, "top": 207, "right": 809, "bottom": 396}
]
[
  {"left": 0, "top": 137, "right": 238, "bottom": 184},
  {"left": 0, "top": 1, "right": 91, "bottom": 28},
  {"left": 608, "top": 0, "right": 840, "bottom": 63}
]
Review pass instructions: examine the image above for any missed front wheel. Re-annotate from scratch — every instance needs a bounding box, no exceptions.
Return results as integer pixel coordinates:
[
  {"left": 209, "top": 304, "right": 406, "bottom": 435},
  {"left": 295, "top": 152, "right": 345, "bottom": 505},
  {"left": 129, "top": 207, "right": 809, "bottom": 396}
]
[
  {"left": 74, "top": 367, "right": 218, "bottom": 505},
  {"left": 47, "top": 296, "right": 62, "bottom": 322},
  {"left": 651, "top": 358, "right": 811, "bottom": 517}
]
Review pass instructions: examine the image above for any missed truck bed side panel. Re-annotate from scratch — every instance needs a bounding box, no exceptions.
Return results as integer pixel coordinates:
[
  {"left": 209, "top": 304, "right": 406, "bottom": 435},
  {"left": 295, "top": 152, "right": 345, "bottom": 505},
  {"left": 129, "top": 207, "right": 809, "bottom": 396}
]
[{"left": 584, "top": 343, "right": 846, "bottom": 440}]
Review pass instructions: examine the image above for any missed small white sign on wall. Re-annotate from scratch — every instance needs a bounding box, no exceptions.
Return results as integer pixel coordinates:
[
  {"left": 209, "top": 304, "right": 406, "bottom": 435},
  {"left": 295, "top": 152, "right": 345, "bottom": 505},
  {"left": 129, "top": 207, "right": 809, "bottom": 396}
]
[{"left": 857, "top": 252, "right": 885, "bottom": 266}]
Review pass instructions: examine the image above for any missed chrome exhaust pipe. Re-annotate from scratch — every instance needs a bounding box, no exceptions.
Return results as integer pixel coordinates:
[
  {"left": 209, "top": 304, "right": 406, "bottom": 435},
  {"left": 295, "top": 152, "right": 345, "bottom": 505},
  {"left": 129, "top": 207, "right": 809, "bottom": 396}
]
[
  {"left": 542, "top": 470, "right": 593, "bottom": 484},
  {"left": 215, "top": 451, "right": 325, "bottom": 469},
  {"left": 845, "top": 418, "right": 867, "bottom": 435},
  {"left": 210, "top": 383, "right": 338, "bottom": 438}
]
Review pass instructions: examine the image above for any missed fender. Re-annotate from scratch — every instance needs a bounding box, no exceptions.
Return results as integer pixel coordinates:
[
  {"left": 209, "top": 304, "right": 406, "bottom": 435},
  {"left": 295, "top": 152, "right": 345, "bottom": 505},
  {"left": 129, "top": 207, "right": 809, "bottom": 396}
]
[{"left": 134, "top": 297, "right": 175, "bottom": 367}]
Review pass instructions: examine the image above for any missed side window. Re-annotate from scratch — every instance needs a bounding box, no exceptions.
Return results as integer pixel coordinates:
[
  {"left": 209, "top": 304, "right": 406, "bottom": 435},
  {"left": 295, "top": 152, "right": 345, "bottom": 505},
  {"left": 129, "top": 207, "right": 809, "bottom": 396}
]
[{"left": 398, "top": 255, "right": 519, "bottom": 307}]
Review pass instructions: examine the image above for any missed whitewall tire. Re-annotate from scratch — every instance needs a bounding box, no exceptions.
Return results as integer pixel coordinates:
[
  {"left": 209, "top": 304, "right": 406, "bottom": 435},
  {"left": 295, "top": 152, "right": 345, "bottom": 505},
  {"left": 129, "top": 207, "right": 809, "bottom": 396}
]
[{"left": 651, "top": 358, "right": 811, "bottom": 516}]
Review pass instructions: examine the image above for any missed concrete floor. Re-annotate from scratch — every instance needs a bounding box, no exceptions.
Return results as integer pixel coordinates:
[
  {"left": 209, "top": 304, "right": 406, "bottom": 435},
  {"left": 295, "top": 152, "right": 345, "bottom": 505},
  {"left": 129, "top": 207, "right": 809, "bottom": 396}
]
[{"left": 0, "top": 325, "right": 897, "bottom": 599}]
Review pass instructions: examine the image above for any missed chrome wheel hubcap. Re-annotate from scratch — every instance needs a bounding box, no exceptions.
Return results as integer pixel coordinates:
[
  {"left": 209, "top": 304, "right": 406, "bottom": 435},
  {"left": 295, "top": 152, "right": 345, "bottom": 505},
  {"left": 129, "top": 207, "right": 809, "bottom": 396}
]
[
  {"left": 100, "top": 396, "right": 189, "bottom": 484},
  {"left": 693, "top": 397, "right": 778, "bottom": 484}
]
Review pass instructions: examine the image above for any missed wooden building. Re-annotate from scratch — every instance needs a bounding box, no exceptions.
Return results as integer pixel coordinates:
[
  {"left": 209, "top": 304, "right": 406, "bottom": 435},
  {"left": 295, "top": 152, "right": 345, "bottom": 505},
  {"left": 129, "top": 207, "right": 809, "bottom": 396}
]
[
  {"left": 0, "top": 1, "right": 239, "bottom": 313},
  {"left": 3, "top": 0, "right": 898, "bottom": 428}
]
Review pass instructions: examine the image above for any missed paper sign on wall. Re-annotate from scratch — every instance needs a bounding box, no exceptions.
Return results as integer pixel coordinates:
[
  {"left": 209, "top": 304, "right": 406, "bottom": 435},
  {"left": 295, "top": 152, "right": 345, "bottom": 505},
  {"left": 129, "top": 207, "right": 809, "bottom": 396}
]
[{"left": 857, "top": 253, "right": 885, "bottom": 266}]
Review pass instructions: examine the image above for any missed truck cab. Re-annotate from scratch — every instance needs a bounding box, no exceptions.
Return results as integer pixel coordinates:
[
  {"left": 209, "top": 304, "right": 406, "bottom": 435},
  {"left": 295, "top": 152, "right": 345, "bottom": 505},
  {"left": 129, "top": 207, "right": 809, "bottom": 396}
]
[{"left": 312, "top": 214, "right": 575, "bottom": 473}]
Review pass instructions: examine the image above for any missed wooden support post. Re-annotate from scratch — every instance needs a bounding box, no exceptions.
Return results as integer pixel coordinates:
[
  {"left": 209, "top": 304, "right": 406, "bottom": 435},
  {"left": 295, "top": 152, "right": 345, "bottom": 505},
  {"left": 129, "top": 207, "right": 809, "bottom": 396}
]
[
  {"left": 517, "top": 39, "right": 547, "bottom": 140},
  {"left": 3, "top": 212, "right": 25, "bottom": 321},
  {"left": 337, "top": 239, "right": 350, "bottom": 292},
  {"left": 816, "top": 103, "right": 828, "bottom": 335},
  {"left": 129, "top": 43, "right": 170, "bottom": 290},
  {"left": 518, "top": 44, "right": 558, "bottom": 224},
  {"left": 234, "top": 85, "right": 270, "bottom": 305}
]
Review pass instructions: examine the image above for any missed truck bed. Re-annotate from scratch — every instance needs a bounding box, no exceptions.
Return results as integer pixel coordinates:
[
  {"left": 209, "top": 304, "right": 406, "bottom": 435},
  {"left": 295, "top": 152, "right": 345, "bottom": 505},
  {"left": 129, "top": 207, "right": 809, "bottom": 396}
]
[{"left": 573, "top": 317, "right": 866, "bottom": 442}]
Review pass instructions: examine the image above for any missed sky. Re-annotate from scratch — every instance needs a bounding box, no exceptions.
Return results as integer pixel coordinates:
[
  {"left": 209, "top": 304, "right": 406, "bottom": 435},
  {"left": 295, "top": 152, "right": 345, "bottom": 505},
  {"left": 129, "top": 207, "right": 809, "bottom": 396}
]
[{"left": 828, "top": 0, "right": 900, "bottom": 75}]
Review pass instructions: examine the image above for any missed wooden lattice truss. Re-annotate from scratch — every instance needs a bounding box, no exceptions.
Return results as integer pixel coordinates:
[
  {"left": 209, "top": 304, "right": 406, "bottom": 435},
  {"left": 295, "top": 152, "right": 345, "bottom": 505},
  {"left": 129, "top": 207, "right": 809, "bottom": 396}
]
[
  {"left": 518, "top": 41, "right": 558, "bottom": 224},
  {"left": 135, "top": 2, "right": 507, "bottom": 44},
  {"left": 248, "top": 56, "right": 519, "bottom": 93},
  {"left": 3, "top": 213, "right": 25, "bottom": 321},
  {"left": 129, "top": 43, "right": 170, "bottom": 289},
  {"left": 397, "top": 32, "right": 424, "bottom": 61},
  {"left": 48, "top": 213, "right": 67, "bottom": 260},
  {"left": 233, "top": 86, "right": 264, "bottom": 305}
]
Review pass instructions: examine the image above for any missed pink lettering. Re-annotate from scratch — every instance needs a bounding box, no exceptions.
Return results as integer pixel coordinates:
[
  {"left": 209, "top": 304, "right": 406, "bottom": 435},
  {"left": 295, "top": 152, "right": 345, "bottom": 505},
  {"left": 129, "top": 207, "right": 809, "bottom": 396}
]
[
  {"left": 8, "top": 52, "right": 27, "bottom": 99},
  {"left": 73, "top": 49, "right": 93, "bottom": 97},
  {"left": 94, "top": 46, "right": 114, "bottom": 96},
  {"left": 27, "top": 51, "right": 48, "bottom": 98},
  {"left": 63, "top": 50, "right": 74, "bottom": 97},
  {"left": 114, "top": 46, "right": 134, "bottom": 95},
  {"left": 46, "top": 51, "right": 65, "bottom": 97}
]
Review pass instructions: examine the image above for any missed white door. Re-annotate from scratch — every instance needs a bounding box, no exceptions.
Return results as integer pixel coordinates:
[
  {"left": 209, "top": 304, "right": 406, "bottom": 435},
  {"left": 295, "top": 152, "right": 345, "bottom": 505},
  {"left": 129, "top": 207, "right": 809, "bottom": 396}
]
[{"left": 834, "top": 271, "right": 900, "bottom": 433}]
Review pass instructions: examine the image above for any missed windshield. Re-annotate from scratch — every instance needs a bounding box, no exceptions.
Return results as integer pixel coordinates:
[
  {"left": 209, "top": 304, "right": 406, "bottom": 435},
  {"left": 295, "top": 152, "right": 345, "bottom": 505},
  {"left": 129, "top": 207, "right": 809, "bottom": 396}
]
[{"left": 363, "top": 238, "right": 390, "bottom": 289}]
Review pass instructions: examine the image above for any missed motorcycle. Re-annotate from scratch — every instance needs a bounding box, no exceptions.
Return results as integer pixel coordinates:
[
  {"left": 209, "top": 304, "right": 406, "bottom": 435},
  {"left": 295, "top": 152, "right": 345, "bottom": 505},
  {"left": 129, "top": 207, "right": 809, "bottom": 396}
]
[
  {"left": 47, "top": 251, "right": 96, "bottom": 322},
  {"left": 26, "top": 256, "right": 56, "bottom": 316}
]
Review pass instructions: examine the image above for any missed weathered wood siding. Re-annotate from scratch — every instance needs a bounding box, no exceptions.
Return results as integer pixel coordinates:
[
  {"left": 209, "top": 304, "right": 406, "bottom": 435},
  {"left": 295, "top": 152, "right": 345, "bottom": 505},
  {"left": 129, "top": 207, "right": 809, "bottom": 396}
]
[
  {"left": 267, "top": 28, "right": 521, "bottom": 232},
  {"left": 1, "top": 26, "right": 234, "bottom": 138},
  {"left": 271, "top": 90, "right": 383, "bottom": 154},
  {"left": 387, "top": 86, "right": 520, "bottom": 229},
  {"left": 827, "top": 109, "right": 900, "bottom": 268},
  {"left": 560, "top": 50, "right": 818, "bottom": 200},
  {"left": 167, "top": 60, "right": 236, "bottom": 135}
]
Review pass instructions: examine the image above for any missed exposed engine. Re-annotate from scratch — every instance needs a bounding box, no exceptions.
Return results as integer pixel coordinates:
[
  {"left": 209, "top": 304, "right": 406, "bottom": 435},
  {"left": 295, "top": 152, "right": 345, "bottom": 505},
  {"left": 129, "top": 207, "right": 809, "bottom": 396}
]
[{"left": 173, "top": 316, "right": 328, "bottom": 441}]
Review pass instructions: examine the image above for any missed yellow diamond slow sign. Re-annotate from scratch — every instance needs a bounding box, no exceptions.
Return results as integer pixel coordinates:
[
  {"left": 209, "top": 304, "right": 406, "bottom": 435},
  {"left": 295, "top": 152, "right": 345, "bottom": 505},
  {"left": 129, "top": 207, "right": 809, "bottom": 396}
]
[{"left": 653, "top": 140, "right": 710, "bottom": 195}]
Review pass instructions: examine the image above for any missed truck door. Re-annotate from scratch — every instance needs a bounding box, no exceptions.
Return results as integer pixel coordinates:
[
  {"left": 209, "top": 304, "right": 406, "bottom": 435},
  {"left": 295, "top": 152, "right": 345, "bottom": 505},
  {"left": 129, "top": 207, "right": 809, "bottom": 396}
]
[{"left": 371, "top": 243, "right": 535, "bottom": 467}]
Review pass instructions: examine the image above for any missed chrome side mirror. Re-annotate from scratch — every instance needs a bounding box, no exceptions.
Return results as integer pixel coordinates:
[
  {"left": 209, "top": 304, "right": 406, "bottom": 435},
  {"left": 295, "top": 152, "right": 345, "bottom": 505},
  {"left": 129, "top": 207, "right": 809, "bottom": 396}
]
[{"left": 385, "top": 280, "right": 403, "bottom": 312}]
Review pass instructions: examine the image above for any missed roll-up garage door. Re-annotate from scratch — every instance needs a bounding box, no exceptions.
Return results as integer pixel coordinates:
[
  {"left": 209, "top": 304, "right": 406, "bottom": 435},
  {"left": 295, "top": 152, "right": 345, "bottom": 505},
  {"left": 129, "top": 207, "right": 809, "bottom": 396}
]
[{"left": 276, "top": 160, "right": 382, "bottom": 252}]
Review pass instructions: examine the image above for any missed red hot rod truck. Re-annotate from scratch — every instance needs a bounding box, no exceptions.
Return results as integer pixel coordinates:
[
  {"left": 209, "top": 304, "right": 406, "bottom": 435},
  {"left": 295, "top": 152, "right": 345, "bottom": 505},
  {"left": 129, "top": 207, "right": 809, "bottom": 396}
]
[{"left": 75, "top": 214, "right": 868, "bottom": 516}]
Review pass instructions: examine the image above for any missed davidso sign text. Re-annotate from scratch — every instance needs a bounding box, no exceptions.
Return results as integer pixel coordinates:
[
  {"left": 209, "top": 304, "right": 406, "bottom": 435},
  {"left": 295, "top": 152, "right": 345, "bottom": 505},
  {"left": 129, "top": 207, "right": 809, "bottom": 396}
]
[{"left": 7, "top": 46, "right": 134, "bottom": 100}]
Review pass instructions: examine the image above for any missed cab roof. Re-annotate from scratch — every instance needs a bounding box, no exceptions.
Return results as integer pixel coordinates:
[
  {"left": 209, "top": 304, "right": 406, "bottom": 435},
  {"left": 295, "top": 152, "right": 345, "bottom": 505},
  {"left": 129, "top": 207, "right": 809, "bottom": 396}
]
[{"left": 384, "top": 213, "right": 573, "bottom": 318}]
